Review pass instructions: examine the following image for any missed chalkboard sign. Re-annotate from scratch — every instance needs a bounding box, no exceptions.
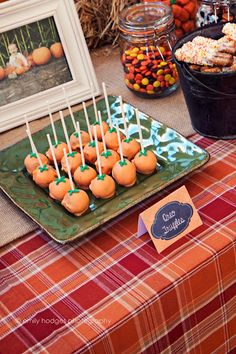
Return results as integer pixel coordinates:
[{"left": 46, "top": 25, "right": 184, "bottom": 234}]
[{"left": 151, "top": 201, "right": 193, "bottom": 240}]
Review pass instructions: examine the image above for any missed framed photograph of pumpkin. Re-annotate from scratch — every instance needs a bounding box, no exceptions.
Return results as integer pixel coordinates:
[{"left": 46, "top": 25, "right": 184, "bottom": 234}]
[{"left": 0, "top": 0, "right": 99, "bottom": 132}]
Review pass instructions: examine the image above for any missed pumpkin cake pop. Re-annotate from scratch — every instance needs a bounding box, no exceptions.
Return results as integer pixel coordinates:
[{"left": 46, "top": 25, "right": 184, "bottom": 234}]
[
  {"left": 61, "top": 148, "right": 90, "bottom": 216},
  {"left": 132, "top": 109, "right": 157, "bottom": 175},
  {"left": 117, "top": 96, "right": 140, "bottom": 160},
  {"left": 73, "top": 122, "right": 97, "bottom": 189},
  {"left": 95, "top": 111, "right": 120, "bottom": 175},
  {"left": 84, "top": 139, "right": 104, "bottom": 165},
  {"left": 26, "top": 130, "right": 57, "bottom": 188},
  {"left": 33, "top": 164, "right": 57, "bottom": 189},
  {"left": 59, "top": 111, "right": 82, "bottom": 174},
  {"left": 91, "top": 120, "right": 109, "bottom": 141},
  {"left": 62, "top": 87, "right": 90, "bottom": 150},
  {"left": 102, "top": 82, "right": 124, "bottom": 150},
  {"left": 89, "top": 126, "right": 116, "bottom": 199},
  {"left": 47, "top": 134, "right": 71, "bottom": 201},
  {"left": 112, "top": 121, "right": 137, "bottom": 187},
  {"left": 46, "top": 104, "right": 69, "bottom": 163},
  {"left": 24, "top": 152, "right": 48, "bottom": 175},
  {"left": 24, "top": 116, "right": 49, "bottom": 174}
]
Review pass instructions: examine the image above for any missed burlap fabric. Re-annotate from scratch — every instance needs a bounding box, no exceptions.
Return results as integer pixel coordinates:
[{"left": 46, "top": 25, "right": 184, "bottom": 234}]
[{"left": 0, "top": 47, "right": 194, "bottom": 247}]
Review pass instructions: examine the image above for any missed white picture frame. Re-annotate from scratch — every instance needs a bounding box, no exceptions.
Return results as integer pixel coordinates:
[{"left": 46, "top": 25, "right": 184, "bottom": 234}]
[{"left": 0, "top": 0, "right": 100, "bottom": 132}]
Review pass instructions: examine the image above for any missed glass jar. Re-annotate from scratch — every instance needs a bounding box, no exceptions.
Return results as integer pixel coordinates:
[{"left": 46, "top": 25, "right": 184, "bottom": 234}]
[{"left": 118, "top": 3, "right": 179, "bottom": 98}]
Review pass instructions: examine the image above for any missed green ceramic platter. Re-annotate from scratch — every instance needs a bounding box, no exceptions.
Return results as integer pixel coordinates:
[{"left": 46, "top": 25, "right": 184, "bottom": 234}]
[{"left": 0, "top": 96, "right": 209, "bottom": 243}]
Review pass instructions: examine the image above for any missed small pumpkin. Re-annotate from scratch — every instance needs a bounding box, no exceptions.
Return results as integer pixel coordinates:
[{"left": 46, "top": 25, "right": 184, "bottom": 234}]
[
  {"left": 27, "top": 54, "right": 36, "bottom": 67},
  {"left": 0, "top": 66, "right": 5, "bottom": 80},
  {"left": 4, "top": 66, "right": 15, "bottom": 76},
  {"left": 15, "top": 66, "right": 25, "bottom": 75},
  {"left": 32, "top": 47, "right": 51, "bottom": 65},
  {"left": 50, "top": 42, "right": 64, "bottom": 59}
]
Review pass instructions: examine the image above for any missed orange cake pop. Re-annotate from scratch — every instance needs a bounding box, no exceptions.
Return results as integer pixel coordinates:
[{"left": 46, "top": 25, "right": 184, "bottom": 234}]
[
  {"left": 91, "top": 121, "right": 109, "bottom": 141},
  {"left": 59, "top": 111, "right": 82, "bottom": 174},
  {"left": 25, "top": 129, "right": 57, "bottom": 188},
  {"left": 61, "top": 148, "right": 90, "bottom": 216},
  {"left": 62, "top": 189, "right": 90, "bottom": 216},
  {"left": 102, "top": 83, "right": 125, "bottom": 150},
  {"left": 47, "top": 134, "right": 71, "bottom": 201},
  {"left": 24, "top": 115, "right": 48, "bottom": 174},
  {"left": 112, "top": 121, "right": 137, "bottom": 187},
  {"left": 46, "top": 105, "right": 69, "bottom": 163},
  {"left": 112, "top": 159, "right": 136, "bottom": 187},
  {"left": 132, "top": 109, "right": 157, "bottom": 175},
  {"left": 95, "top": 111, "right": 120, "bottom": 175},
  {"left": 69, "top": 130, "right": 90, "bottom": 150},
  {"left": 89, "top": 126, "right": 116, "bottom": 199},
  {"left": 133, "top": 149, "right": 157, "bottom": 174},
  {"left": 24, "top": 152, "right": 48, "bottom": 175},
  {"left": 84, "top": 140, "right": 104, "bottom": 164},
  {"left": 73, "top": 122, "right": 97, "bottom": 189},
  {"left": 46, "top": 142, "right": 69, "bottom": 163},
  {"left": 33, "top": 164, "right": 57, "bottom": 189},
  {"left": 118, "top": 95, "right": 140, "bottom": 160}
]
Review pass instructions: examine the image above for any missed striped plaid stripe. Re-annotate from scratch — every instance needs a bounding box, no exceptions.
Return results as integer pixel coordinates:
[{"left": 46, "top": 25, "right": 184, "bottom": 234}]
[{"left": 0, "top": 135, "right": 235, "bottom": 354}]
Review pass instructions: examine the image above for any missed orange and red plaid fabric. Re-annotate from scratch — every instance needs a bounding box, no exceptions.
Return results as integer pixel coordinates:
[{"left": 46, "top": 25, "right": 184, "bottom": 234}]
[{"left": 0, "top": 135, "right": 236, "bottom": 354}]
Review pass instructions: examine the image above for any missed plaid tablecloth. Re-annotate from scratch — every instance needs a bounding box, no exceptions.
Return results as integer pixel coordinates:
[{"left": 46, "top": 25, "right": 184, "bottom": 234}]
[{"left": 0, "top": 134, "right": 236, "bottom": 354}]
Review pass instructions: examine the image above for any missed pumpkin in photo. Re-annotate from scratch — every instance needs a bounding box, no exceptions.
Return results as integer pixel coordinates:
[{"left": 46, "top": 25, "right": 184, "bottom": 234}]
[
  {"left": 32, "top": 47, "right": 51, "bottom": 65},
  {"left": 50, "top": 42, "right": 64, "bottom": 59},
  {"left": 27, "top": 54, "right": 36, "bottom": 67},
  {"left": 15, "top": 66, "right": 26, "bottom": 75},
  {"left": 4, "top": 66, "right": 15, "bottom": 76},
  {"left": 0, "top": 66, "right": 5, "bottom": 80}
]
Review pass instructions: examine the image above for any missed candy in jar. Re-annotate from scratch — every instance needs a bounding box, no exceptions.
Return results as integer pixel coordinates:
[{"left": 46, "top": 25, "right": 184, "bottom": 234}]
[{"left": 118, "top": 2, "right": 179, "bottom": 98}]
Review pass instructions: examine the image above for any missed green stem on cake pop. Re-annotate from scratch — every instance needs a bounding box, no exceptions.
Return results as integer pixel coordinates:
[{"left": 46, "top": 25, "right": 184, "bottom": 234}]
[
  {"left": 119, "top": 95, "right": 129, "bottom": 140},
  {"left": 47, "top": 101, "right": 58, "bottom": 144},
  {"left": 115, "top": 121, "right": 127, "bottom": 167},
  {"left": 90, "top": 81, "right": 98, "bottom": 123},
  {"left": 62, "top": 86, "right": 76, "bottom": 130},
  {"left": 83, "top": 101, "right": 93, "bottom": 142},
  {"left": 47, "top": 133, "right": 61, "bottom": 178},
  {"left": 60, "top": 110, "right": 72, "bottom": 154},
  {"left": 102, "top": 82, "right": 113, "bottom": 128},
  {"left": 135, "top": 108, "right": 145, "bottom": 153}
]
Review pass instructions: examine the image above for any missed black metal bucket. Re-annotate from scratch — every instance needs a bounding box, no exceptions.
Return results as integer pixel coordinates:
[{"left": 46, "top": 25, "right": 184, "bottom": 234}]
[{"left": 173, "top": 23, "right": 236, "bottom": 139}]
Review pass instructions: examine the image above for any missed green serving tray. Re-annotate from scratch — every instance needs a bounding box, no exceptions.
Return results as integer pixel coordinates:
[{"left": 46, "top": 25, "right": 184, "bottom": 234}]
[{"left": 0, "top": 96, "right": 209, "bottom": 243}]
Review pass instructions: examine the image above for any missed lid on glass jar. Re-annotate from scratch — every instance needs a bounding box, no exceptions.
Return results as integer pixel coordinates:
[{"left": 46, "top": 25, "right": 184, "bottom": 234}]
[{"left": 118, "top": 2, "right": 174, "bottom": 36}]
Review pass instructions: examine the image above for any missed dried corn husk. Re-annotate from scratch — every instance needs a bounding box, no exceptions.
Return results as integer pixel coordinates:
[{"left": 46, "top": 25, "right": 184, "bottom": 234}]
[{"left": 75, "top": 0, "right": 138, "bottom": 49}]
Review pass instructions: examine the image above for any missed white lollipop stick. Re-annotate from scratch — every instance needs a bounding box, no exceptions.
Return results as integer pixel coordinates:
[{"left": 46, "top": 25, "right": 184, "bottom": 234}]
[
  {"left": 83, "top": 102, "right": 93, "bottom": 142},
  {"left": 119, "top": 96, "right": 129, "bottom": 139},
  {"left": 47, "top": 134, "right": 60, "bottom": 178},
  {"left": 47, "top": 101, "right": 58, "bottom": 144},
  {"left": 93, "top": 126, "right": 102, "bottom": 176},
  {"left": 102, "top": 82, "right": 112, "bottom": 128},
  {"left": 90, "top": 81, "right": 98, "bottom": 122},
  {"left": 26, "top": 129, "right": 43, "bottom": 167},
  {"left": 63, "top": 148, "right": 74, "bottom": 190},
  {"left": 76, "top": 121, "right": 85, "bottom": 166},
  {"left": 62, "top": 87, "right": 76, "bottom": 130},
  {"left": 25, "top": 115, "right": 36, "bottom": 153},
  {"left": 115, "top": 121, "right": 124, "bottom": 162},
  {"left": 59, "top": 111, "right": 72, "bottom": 154},
  {"left": 135, "top": 108, "right": 144, "bottom": 152},
  {"left": 98, "top": 111, "right": 107, "bottom": 153}
]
